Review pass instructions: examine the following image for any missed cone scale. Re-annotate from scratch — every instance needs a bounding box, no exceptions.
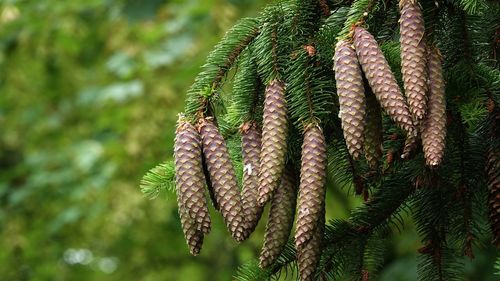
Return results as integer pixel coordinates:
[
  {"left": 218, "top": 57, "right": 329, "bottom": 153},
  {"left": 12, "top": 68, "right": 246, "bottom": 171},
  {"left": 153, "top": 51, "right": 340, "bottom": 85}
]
[
  {"left": 259, "top": 166, "right": 297, "bottom": 268},
  {"left": 401, "top": 133, "right": 419, "bottom": 160},
  {"left": 297, "top": 205, "right": 324, "bottom": 281},
  {"left": 353, "top": 26, "right": 415, "bottom": 136},
  {"left": 364, "top": 90, "right": 383, "bottom": 168},
  {"left": 334, "top": 40, "right": 367, "bottom": 160},
  {"left": 295, "top": 123, "right": 327, "bottom": 249},
  {"left": 486, "top": 107, "right": 500, "bottom": 247},
  {"left": 258, "top": 79, "right": 288, "bottom": 206},
  {"left": 174, "top": 118, "right": 211, "bottom": 254},
  {"left": 400, "top": 0, "right": 428, "bottom": 122},
  {"left": 487, "top": 149, "right": 500, "bottom": 247},
  {"left": 177, "top": 204, "right": 205, "bottom": 256},
  {"left": 240, "top": 121, "right": 264, "bottom": 239},
  {"left": 199, "top": 117, "right": 245, "bottom": 241},
  {"left": 421, "top": 46, "right": 446, "bottom": 167}
]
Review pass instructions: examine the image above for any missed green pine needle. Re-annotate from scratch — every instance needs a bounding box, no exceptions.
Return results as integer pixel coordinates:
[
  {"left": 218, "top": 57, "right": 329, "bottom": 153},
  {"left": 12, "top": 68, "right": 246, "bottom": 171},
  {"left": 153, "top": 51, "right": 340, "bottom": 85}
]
[{"left": 140, "top": 161, "right": 176, "bottom": 199}]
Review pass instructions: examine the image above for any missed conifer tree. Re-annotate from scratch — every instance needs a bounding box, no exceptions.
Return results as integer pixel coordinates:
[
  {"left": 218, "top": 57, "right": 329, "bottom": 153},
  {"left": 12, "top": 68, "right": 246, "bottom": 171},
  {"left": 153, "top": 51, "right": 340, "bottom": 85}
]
[{"left": 141, "top": 0, "right": 500, "bottom": 279}]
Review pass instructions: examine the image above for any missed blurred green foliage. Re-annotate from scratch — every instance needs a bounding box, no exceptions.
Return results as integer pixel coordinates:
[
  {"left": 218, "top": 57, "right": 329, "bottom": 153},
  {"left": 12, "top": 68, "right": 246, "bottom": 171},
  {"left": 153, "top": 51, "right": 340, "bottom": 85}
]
[
  {"left": 0, "top": 1, "right": 497, "bottom": 280},
  {"left": 0, "top": 1, "right": 269, "bottom": 280}
]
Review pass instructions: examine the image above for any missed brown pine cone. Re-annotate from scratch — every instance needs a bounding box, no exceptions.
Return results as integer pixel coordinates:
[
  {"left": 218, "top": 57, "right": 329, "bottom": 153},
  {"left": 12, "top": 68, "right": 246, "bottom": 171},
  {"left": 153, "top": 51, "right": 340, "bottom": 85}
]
[
  {"left": 177, "top": 204, "right": 204, "bottom": 256},
  {"left": 297, "top": 205, "right": 324, "bottom": 281},
  {"left": 353, "top": 26, "right": 415, "bottom": 136},
  {"left": 487, "top": 149, "right": 500, "bottom": 248},
  {"left": 199, "top": 117, "right": 245, "bottom": 241},
  {"left": 401, "top": 133, "right": 420, "bottom": 160},
  {"left": 240, "top": 121, "right": 264, "bottom": 239},
  {"left": 259, "top": 166, "right": 297, "bottom": 268},
  {"left": 258, "top": 79, "right": 288, "bottom": 206},
  {"left": 364, "top": 90, "right": 383, "bottom": 168},
  {"left": 486, "top": 107, "right": 500, "bottom": 247},
  {"left": 295, "top": 123, "right": 327, "bottom": 248},
  {"left": 334, "top": 40, "right": 367, "bottom": 160},
  {"left": 400, "top": 0, "right": 428, "bottom": 122},
  {"left": 174, "top": 118, "right": 211, "bottom": 235},
  {"left": 421, "top": 46, "right": 446, "bottom": 167}
]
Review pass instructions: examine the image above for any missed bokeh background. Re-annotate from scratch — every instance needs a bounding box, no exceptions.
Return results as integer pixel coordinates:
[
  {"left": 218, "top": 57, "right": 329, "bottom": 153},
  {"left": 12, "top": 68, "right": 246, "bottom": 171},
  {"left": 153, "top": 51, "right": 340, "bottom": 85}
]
[{"left": 0, "top": 1, "right": 497, "bottom": 280}]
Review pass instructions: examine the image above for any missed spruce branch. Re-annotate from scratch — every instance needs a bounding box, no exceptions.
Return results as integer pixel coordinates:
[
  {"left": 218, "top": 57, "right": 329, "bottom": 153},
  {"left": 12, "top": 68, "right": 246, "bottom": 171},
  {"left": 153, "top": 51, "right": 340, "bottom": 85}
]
[
  {"left": 315, "top": 7, "right": 349, "bottom": 64},
  {"left": 144, "top": 0, "right": 500, "bottom": 278},
  {"left": 458, "top": 0, "right": 488, "bottom": 15},
  {"left": 286, "top": 48, "right": 334, "bottom": 131},
  {"left": 252, "top": 7, "right": 288, "bottom": 83},
  {"left": 456, "top": 112, "right": 475, "bottom": 257},
  {"left": 338, "top": 0, "right": 379, "bottom": 39},
  {"left": 140, "top": 161, "right": 176, "bottom": 199},
  {"left": 225, "top": 51, "right": 263, "bottom": 128},
  {"left": 184, "top": 17, "right": 260, "bottom": 119},
  {"left": 291, "top": 0, "right": 324, "bottom": 41}
]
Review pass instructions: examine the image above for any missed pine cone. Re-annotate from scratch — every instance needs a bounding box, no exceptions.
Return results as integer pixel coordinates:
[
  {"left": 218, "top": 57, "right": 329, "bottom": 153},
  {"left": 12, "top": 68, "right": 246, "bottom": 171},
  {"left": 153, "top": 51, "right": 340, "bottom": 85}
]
[
  {"left": 240, "top": 121, "right": 264, "bottom": 239},
  {"left": 334, "top": 40, "right": 366, "bottom": 160},
  {"left": 297, "top": 206, "right": 324, "bottom": 281},
  {"left": 421, "top": 46, "right": 446, "bottom": 167},
  {"left": 259, "top": 166, "right": 297, "bottom": 268},
  {"left": 258, "top": 79, "right": 288, "bottom": 206},
  {"left": 364, "top": 89, "right": 383, "bottom": 168},
  {"left": 295, "top": 123, "right": 327, "bottom": 248},
  {"left": 486, "top": 107, "right": 500, "bottom": 248},
  {"left": 400, "top": 0, "right": 428, "bottom": 122},
  {"left": 202, "top": 153, "right": 219, "bottom": 211},
  {"left": 174, "top": 118, "right": 211, "bottom": 235},
  {"left": 401, "top": 133, "right": 420, "bottom": 160},
  {"left": 177, "top": 204, "right": 204, "bottom": 256},
  {"left": 353, "top": 26, "right": 415, "bottom": 136},
  {"left": 199, "top": 117, "right": 245, "bottom": 241},
  {"left": 487, "top": 149, "right": 500, "bottom": 248}
]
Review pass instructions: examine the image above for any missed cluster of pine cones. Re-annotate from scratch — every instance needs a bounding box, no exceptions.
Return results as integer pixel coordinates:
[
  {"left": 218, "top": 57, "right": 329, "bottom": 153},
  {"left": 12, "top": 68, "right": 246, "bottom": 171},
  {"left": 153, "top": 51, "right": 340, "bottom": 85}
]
[
  {"left": 175, "top": 79, "right": 326, "bottom": 280},
  {"left": 335, "top": 0, "right": 446, "bottom": 167},
  {"left": 173, "top": 1, "right": 447, "bottom": 280}
]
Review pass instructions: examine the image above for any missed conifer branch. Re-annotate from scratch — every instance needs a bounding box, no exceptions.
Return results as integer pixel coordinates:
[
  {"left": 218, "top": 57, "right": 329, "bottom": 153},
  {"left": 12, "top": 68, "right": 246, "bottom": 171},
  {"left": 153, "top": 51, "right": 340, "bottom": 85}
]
[
  {"left": 339, "top": 0, "right": 378, "bottom": 39},
  {"left": 142, "top": 0, "right": 500, "bottom": 279},
  {"left": 253, "top": 5, "right": 290, "bottom": 83},
  {"left": 458, "top": 0, "right": 488, "bottom": 15},
  {"left": 320, "top": 161, "right": 417, "bottom": 277},
  {"left": 184, "top": 18, "right": 261, "bottom": 119},
  {"left": 225, "top": 51, "right": 263, "bottom": 128},
  {"left": 455, "top": 112, "right": 475, "bottom": 257},
  {"left": 287, "top": 48, "right": 334, "bottom": 130},
  {"left": 140, "top": 161, "right": 175, "bottom": 199}
]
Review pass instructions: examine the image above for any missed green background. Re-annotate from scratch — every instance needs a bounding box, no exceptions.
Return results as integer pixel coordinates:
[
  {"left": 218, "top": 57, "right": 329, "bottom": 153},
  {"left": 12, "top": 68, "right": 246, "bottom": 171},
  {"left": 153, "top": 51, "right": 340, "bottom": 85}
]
[{"left": 0, "top": 1, "right": 496, "bottom": 280}]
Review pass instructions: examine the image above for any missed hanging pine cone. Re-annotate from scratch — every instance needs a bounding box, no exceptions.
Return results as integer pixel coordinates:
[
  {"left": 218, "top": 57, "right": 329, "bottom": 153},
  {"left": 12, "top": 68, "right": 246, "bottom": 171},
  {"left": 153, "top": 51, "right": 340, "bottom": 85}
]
[
  {"left": 334, "top": 40, "right": 367, "bottom": 160},
  {"left": 401, "top": 133, "right": 420, "bottom": 160},
  {"left": 240, "top": 121, "right": 264, "bottom": 239},
  {"left": 258, "top": 79, "right": 288, "bottom": 206},
  {"left": 295, "top": 123, "right": 327, "bottom": 248},
  {"left": 399, "top": 0, "right": 428, "bottom": 122},
  {"left": 364, "top": 89, "right": 383, "bottom": 168},
  {"left": 177, "top": 203, "right": 205, "bottom": 256},
  {"left": 353, "top": 26, "right": 415, "bottom": 136},
  {"left": 297, "top": 206, "right": 324, "bottom": 281},
  {"left": 486, "top": 106, "right": 500, "bottom": 247},
  {"left": 259, "top": 166, "right": 297, "bottom": 268},
  {"left": 174, "top": 118, "right": 211, "bottom": 236},
  {"left": 487, "top": 148, "right": 500, "bottom": 248},
  {"left": 421, "top": 46, "right": 446, "bottom": 167},
  {"left": 199, "top": 117, "right": 245, "bottom": 241},
  {"left": 202, "top": 154, "right": 219, "bottom": 211}
]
